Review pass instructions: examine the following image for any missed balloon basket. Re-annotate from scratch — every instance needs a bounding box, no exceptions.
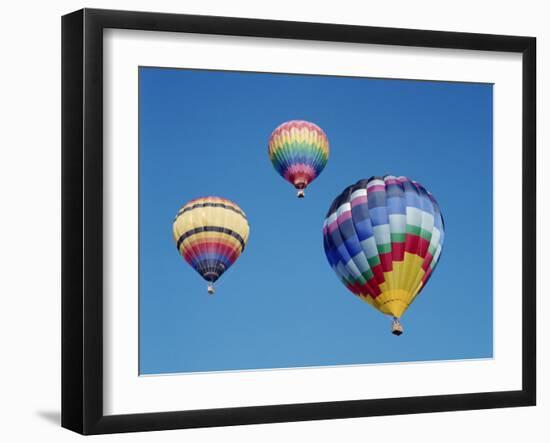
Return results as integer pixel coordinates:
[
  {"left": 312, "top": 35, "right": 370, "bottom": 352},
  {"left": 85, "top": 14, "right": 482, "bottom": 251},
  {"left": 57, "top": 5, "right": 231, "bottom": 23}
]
[
  {"left": 296, "top": 189, "right": 305, "bottom": 198},
  {"left": 207, "top": 284, "right": 215, "bottom": 295},
  {"left": 391, "top": 318, "right": 403, "bottom": 336}
]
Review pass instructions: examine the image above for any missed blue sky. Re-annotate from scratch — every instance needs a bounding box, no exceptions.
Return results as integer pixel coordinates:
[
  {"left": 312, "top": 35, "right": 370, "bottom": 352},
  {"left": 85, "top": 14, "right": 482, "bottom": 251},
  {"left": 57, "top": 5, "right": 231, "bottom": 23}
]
[{"left": 139, "top": 67, "right": 493, "bottom": 375}]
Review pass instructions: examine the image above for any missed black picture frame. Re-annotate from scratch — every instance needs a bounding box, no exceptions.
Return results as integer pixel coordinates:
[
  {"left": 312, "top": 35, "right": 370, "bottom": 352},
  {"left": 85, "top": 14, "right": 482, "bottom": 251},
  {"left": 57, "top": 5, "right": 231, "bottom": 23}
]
[{"left": 62, "top": 8, "right": 536, "bottom": 435}]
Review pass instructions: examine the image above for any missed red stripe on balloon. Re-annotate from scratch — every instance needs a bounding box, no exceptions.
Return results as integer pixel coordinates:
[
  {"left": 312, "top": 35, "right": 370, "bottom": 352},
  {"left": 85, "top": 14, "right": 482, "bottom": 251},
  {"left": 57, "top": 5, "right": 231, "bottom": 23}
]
[
  {"left": 405, "top": 234, "right": 430, "bottom": 258},
  {"left": 183, "top": 241, "right": 238, "bottom": 264},
  {"left": 392, "top": 242, "right": 405, "bottom": 261},
  {"left": 421, "top": 267, "right": 433, "bottom": 285},
  {"left": 421, "top": 252, "right": 434, "bottom": 272},
  {"left": 380, "top": 252, "right": 393, "bottom": 273},
  {"left": 371, "top": 264, "right": 385, "bottom": 285},
  {"left": 418, "top": 237, "right": 430, "bottom": 258},
  {"left": 350, "top": 278, "right": 381, "bottom": 299},
  {"left": 404, "top": 233, "right": 419, "bottom": 253}
]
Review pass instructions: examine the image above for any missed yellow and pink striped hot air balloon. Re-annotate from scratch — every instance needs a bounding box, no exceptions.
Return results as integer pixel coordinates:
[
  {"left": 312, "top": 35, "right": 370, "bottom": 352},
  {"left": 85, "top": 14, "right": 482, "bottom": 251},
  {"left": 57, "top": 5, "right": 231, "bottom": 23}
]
[{"left": 173, "top": 196, "right": 250, "bottom": 294}]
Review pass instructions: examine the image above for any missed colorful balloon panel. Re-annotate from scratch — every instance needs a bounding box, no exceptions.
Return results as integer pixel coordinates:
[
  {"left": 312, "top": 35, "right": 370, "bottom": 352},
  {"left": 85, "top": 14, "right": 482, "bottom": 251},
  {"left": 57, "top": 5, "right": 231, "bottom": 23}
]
[
  {"left": 268, "top": 120, "right": 329, "bottom": 196},
  {"left": 173, "top": 197, "right": 249, "bottom": 284},
  {"left": 323, "top": 176, "right": 444, "bottom": 319}
]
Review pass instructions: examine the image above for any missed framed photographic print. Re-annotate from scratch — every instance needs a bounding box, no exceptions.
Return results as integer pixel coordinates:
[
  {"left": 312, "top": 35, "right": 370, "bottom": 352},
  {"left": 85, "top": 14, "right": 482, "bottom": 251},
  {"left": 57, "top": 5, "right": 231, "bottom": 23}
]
[{"left": 61, "top": 8, "right": 536, "bottom": 435}]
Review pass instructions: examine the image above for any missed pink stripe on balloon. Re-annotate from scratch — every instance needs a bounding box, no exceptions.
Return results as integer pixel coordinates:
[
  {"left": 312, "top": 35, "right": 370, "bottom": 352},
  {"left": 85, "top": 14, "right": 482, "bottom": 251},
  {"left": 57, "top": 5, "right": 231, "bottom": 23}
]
[
  {"left": 283, "top": 163, "right": 317, "bottom": 182},
  {"left": 337, "top": 209, "right": 352, "bottom": 224},
  {"left": 351, "top": 195, "right": 368, "bottom": 206},
  {"left": 328, "top": 220, "right": 339, "bottom": 233},
  {"left": 367, "top": 185, "right": 385, "bottom": 193},
  {"left": 384, "top": 178, "right": 400, "bottom": 185}
]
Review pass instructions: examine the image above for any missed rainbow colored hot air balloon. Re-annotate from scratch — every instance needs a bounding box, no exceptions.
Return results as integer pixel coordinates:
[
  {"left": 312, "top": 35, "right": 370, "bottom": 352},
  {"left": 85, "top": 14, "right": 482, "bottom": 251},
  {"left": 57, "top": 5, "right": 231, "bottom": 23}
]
[
  {"left": 268, "top": 120, "right": 329, "bottom": 198},
  {"left": 173, "top": 196, "right": 250, "bottom": 294},
  {"left": 322, "top": 176, "right": 445, "bottom": 335}
]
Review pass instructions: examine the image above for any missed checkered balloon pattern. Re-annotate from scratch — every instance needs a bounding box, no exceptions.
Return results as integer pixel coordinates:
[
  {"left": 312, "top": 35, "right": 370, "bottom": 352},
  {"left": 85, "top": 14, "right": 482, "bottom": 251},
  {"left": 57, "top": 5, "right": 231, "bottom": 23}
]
[{"left": 323, "top": 176, "right": 445, "bottom": 319}]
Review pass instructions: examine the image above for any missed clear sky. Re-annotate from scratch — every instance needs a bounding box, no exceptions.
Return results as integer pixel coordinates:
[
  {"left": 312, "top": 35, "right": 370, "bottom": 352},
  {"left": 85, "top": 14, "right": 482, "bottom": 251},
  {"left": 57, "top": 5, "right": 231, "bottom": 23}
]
[{"left": 139, "top": 67, "right": 493, "bottom": 375}]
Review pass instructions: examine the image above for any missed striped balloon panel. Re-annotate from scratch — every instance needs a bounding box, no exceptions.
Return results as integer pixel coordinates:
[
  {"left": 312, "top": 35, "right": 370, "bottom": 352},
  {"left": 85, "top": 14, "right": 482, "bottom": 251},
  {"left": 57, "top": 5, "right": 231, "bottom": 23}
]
[
  {"left": 268, "top": 120, "right": 329, "bottom": 189},
  {"left": 323, "top": 176, "right": 445, "bottom": 318},
  {"left": 173, "top": 197, "right": 250, "bottom": 282}
]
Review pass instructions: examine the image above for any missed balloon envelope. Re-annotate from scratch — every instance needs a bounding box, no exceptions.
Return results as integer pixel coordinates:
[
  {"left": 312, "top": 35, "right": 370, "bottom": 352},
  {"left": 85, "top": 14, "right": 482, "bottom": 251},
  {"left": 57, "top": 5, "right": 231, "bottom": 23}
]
[
  {"left": 323, "top": 176, "right": 444, "bottom": 319},
  {"left": 173, "top": 197, "right": 249, "bottom": 286},
  {"left": 268, "top": 120, "right": 329, "bottom": 197}
]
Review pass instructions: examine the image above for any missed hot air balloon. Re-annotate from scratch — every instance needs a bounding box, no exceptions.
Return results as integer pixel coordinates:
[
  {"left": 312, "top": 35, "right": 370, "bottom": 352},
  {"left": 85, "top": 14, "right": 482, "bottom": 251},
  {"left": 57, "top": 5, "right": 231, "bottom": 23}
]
[
  {"left": 322, "top": 176, "right": 445, "bottom": 335},
  {"left": 268, "top": 120, "right": 329, "bottom": 198},
  {"left": 173, "top": 196, "right": 250, "bottom": 294}
]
